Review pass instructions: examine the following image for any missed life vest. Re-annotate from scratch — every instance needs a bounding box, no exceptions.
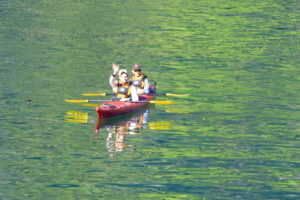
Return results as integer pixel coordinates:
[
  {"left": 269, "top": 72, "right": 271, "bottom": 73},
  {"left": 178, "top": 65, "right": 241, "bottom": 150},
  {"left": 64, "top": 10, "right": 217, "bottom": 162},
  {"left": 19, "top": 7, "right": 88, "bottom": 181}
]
[
  {"left": 113, "top": 81, "right": 131, "bottom": 98},
  {"left": 130, "top": 74, "right": 147, "bottom": 89}
]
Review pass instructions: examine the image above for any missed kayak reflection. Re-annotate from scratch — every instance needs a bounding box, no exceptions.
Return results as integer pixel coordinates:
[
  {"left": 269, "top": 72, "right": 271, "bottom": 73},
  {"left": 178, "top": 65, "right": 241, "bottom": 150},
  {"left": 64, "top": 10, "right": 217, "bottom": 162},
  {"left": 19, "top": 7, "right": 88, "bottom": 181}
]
[
  {"left": 64, "top": 107, "right": 173, "bottom": 157},
  {"left": 96, "top": 108, "right": 149, "bottom": 156}
]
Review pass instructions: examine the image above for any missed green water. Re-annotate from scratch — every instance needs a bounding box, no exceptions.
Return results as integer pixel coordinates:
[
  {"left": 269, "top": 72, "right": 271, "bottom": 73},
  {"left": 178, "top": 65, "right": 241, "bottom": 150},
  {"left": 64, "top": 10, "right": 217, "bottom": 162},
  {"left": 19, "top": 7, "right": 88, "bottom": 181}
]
[{"left": 1, "top": 0, "right": 299, "bottom": 199}]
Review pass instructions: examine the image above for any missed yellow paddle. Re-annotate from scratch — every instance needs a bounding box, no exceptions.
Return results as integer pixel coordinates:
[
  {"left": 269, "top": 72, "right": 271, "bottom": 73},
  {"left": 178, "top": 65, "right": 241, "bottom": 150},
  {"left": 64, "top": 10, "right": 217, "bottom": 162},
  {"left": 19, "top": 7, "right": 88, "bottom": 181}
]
[
  {"left": 131, "top": 100, "right": 173, "bottom": 104},
  {"left": 64, "top": 99, "right": 105, "bottom": 103},
  {"left": 82, "top": 103, "right": 101, "bottom": 107},
  {"left": 165, "top": 93, "right": 190, "bottom": 97},
  {"left": 64, "top": 99, "right": 173, "bottom": 104}
]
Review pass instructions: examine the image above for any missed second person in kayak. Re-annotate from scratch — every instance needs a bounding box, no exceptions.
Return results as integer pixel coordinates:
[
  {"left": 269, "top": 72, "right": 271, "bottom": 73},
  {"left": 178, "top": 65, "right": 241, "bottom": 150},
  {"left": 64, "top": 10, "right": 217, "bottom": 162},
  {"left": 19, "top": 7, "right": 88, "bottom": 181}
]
[
  {"left": 109, "top": 64, "right": 138, "bottom": 102},
  {"left": 130, "top": 64, "right": 150, "bottom": 95}
]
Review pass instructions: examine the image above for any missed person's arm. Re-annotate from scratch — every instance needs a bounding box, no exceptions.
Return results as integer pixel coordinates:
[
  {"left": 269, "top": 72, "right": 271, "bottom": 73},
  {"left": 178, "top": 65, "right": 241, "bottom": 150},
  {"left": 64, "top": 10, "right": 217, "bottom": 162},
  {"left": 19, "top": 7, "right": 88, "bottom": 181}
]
[
  {"left": 109, "top": 64, "right": 119, "bottom": 89},
  {"left": 143, "top": 78, "right": 150, "bottom": 94},
  {"left": 109, "top": 74, "right": 117, "bottom": 89}
]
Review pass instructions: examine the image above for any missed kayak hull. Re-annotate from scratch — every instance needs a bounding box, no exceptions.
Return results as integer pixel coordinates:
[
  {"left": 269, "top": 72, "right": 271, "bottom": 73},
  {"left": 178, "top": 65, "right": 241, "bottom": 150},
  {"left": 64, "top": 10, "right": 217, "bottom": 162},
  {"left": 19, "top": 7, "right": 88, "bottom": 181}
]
[
  {"left": 95, "top": 86, "right": 156, "bottom": 132},
  {"left": 96, "top": 95, "right": 154, "bottom": 118}
]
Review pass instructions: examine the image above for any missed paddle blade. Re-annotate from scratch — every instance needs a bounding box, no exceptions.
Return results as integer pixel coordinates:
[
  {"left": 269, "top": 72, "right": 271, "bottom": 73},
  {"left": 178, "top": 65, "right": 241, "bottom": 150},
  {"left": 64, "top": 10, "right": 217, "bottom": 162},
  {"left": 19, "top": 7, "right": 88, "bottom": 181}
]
[
  {"left": 65, "top": 99, "right": 88, "bottom": 103},
  {"left": 82, "top": 103, "right": 101, "bottom": 107},
  {"left": 150, "top": 100, "right": 173, "bottom": 104},
  {"left": 82, "top": 93, "right": 108, "bottom": 96},
  {"left": 166, "top": 93, "right": 190, "bottom": 97}
]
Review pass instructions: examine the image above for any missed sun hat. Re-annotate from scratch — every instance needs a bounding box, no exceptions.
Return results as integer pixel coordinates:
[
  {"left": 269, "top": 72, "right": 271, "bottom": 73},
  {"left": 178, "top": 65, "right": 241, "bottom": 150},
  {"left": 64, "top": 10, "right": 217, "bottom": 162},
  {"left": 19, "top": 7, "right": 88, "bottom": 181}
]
[{"left": 118, "top": 69, "right": 128, "bottom": 76}]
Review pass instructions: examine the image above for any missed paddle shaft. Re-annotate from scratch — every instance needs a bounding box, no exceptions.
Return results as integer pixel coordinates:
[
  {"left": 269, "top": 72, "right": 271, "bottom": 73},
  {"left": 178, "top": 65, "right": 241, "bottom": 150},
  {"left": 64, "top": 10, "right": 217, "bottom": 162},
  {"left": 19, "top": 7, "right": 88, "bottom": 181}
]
[
  {"left": 65, "top": 99, "right": 172, "bottom": 104},
  {"left": 82, "top": 93, "right": 190, "bottom": 97}
]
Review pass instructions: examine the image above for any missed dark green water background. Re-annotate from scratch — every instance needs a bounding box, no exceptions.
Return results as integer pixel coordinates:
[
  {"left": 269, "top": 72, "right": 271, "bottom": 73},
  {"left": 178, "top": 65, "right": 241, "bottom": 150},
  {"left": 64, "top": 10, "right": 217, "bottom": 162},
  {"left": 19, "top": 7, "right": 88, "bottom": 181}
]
[{"left": 1, "top": 0, "right": 299, "bottom": 199}]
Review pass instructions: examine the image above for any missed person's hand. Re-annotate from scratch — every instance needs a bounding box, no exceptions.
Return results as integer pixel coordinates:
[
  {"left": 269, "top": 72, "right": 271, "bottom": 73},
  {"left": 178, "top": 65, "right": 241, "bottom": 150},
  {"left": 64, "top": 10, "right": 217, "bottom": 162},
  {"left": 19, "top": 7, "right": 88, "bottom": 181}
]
[{"left": 112, "top": 63, "right": 119, "bottom": 75}]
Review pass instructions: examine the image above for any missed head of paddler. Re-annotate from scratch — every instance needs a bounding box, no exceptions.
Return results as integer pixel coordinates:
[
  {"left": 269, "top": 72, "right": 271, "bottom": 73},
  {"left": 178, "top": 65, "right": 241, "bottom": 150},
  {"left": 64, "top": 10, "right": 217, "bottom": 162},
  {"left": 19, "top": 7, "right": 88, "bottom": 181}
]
[
  {"left": 132, "top": 64, "right": 142, "bottom": 77},
  {"left": 118, "top": 69, "right": 128, "bottom": 84}
]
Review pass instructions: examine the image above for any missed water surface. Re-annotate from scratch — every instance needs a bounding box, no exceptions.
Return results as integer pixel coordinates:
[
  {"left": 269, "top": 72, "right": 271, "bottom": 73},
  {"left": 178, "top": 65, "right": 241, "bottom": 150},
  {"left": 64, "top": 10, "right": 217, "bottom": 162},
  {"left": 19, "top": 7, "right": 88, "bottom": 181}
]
[{"left": 0, "top": 0, "right": 299, "bottom": 199}]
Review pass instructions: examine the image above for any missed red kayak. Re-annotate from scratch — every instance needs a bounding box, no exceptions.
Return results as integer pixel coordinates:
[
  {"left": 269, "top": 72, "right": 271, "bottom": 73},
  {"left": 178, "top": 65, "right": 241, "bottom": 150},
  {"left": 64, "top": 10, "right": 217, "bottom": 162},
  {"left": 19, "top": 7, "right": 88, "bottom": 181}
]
[{"left": 95, "top": 86, "right": 156, "bottom": 132}]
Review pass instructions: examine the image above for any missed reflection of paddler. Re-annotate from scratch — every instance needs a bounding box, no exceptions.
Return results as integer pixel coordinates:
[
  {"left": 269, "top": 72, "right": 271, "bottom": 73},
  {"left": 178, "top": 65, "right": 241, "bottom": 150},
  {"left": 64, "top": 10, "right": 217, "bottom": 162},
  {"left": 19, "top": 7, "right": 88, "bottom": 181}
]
[
  {"left": 103, "top": 112, "right": 149, "bottom": 155},
  {"left": 128, "top": 110, "right": 149, "bottom": 134},
  {"left": 97, "top": 109, "right": 150, "bottom": 156},
  {"left": 115, "top": 126, "right": 126, "bottom": 152},
  {"left": 106, "top": 126, "right": 127, "bottom": 156}
]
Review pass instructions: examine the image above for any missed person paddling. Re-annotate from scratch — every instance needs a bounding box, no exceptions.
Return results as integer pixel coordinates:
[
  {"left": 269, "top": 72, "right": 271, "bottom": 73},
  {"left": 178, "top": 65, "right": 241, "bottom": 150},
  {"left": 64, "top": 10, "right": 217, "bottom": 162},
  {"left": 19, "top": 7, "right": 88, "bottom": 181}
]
[
  {"left": 109, "top": 64, "right": 138, "bottom": 101},
  {"left": 130, "top": 64, "right": 150, "bottom": 94}
]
